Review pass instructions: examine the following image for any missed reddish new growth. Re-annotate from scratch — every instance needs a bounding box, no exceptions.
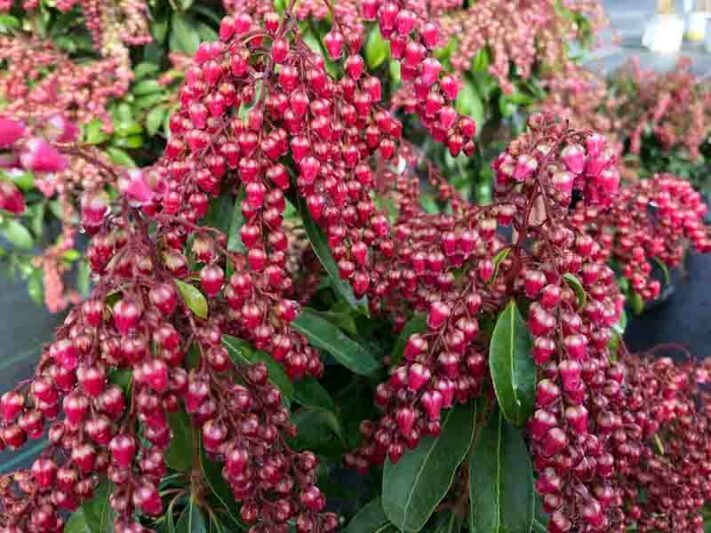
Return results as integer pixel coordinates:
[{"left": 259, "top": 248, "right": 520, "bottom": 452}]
[
  {"left": 542, "top": 59, "right": 711, "bottom": 163},
  {"left": 0, "top": 36, "right": 131, "bottom": 129},
  {"left": 0, "top": 0, "right": 151, "bottom": 63}
]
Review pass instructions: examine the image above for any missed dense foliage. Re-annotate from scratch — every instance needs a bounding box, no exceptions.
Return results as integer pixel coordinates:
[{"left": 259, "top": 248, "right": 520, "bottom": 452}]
[{"left": 0, "top": 1, "right": 709, "bottom": 533}]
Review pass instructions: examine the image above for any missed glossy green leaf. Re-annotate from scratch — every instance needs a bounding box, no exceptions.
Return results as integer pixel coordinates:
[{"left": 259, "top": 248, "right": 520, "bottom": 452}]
[
  {"left": 11, "top": 171, "right": 34, "bottom": 191},
  {"left": 175, "top": 0, "right": 195, "bottom": 10},
  {"left": 27, "top": 269, "right": 43, "bottom": 305},
  {"left": 490, "top": 247, "right": 511, "bottom": 284},
  {"left": 223, "top": 335, "right": 294, "bottom": 399},
  {"left": 112, "top": 135, "right": 143, "bottom": 149},
  {"left": 345, "top": 498, "right": 391, "bottom": 533},
  {"left": 227, "top": 190, "right": 246, "bottom": 252},
  {"left": 296, "top": 195, "right": 361, "bottom": 309},
  {"left": 469, "top": 409, "right": 535, "bottom": 533},
  {"left": 489, "top": 300, "right": 535, "bottom": 426},
  {"left": 562, "top": 273, "right": 586, "bottom": 310},
  {"left": 175, "top": 499, "right": 207, "bottom": 533},
  {"left": 390, "top": 314, "right": 427, "bottom": 365},
  {"left": 66, "top": 479, "right": 114, "bottom": 533},
  {"left": 292, "top": 309, "right": 381, "bottom": 376},
  {"left": 382, "top": 401, "right": 477, "bottom": 532},
  {"left": 289, "top": 409, "right": 343, "bottom": 456},
  {"left": 630, "top": 291, "right": 644, "bottom": 315},
  {"left": 65, "top": 509, "right": 90, "bottom": 533},
  {"left": 365, "top": 27, "right": 389, "bottom": 69},
  {"left": 165, "top": 409, "right": 195, "bottom": 471},
  {"left": 2, "top": 220, "right": 33, "bottom": 250},
  {"left": 199, "top": 443, "right": 245, "bottom": 530},
  {"left": 174, "top": 279, "right": 208, "bottom": 319},
  {"left": 293, "top": 377, "right": 336, "bottom": 412},
  {"left": 105, "top": 147, "right": 136, "bottom": 167},
  {"left": 653, "top": 257, "right": 671, "bottom": 286},
  {"left": 133, "top": 79, "right": 162, "bottom": 96},
  {"left": 146, "top": 107, "right": 168, "bottom": 137},
  {"left": 170, "top": 13, "right": 200, "bottom": 54},
  {"left": 133, "top": 62, "right": 160, "bottom": 80},
  {"left": 84, "top": 119, "right": 109, "bottom": 144},
  {"left": 455, "top": 81, "right": 484, "bottom": 128}
]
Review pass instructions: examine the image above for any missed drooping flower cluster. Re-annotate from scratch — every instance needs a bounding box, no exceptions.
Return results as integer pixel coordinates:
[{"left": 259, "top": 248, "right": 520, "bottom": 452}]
[
  {"left": 0, "top": 125, "right": 337, "bottom": 533},
  {"left": 345, "top": 114, "right": 622, "bottom": 470},
  {"left": 0, "top": 0, "right": 151, "bottom": 64},
  {"left": 609, "top": 354, "right": 711, "bottom": 532},
  {"left": 572, "top": 174, "right": 710, "bottom": 301},
  {"left": 0, "top": 35, "right": 131, "bottom": 129},
  {"left": 542, "top": 59, "right": 711, "bottom": 165},
  {"left": 436, "top": 0, "right": 607, "bottom": 92},
  {"left": 0, "top": 3, "right": 709, "bottom": 533}
]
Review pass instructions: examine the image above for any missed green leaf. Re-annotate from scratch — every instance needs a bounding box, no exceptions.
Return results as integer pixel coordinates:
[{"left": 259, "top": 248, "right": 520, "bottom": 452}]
[
  {"left": 2, "top": 220, "right": 33, "bottom": 250},
  {"left": 146, "top": 107, "right": 168, "bottom": 137},
  {"left": 175, "top": 279, "right": 208, "bottom": 319},
  {"left": 469, "top": 409, "right": 535, "bottom": 533},
  {"left": 653, "top": 257, "right": 671, "bottom": 286},
  {"left": 227, "top": 190, "right": 246, "bottom": 253},
  {"left": 133, "top": 79, "right": 163, "bottom": 96},
  {"left": 345, "top": 498, "right": 390, "bottom": 533},
  {"left": 489, "top": 300, "right": 535, "bottom": 426},
  {"left": 203, "top": 194, "right": 234, "bottom": 234},
  {"left": 223, "top": 336, "right": 294, "bottom": 399},
  {"left": 562, "top": 273, "right": 586, "bottom": 310},
  {"left": 292, "top": 309, "right": 381, "bottom": 376},
  {"left": 77, "top": 259, "right": 92, "bottom": 297},
  {"left": 296, "top": 195, "right": 361, "bottom": 309},
  {"left": 195, "top": 21, "right": 218, "bottom": 43},
  {"left": 630, "top": 291, "right": 644, "bottom": 315},
  {"left": 390, "top": 314, "right": 427, "bottom": 365},
  {"left": 382, "top": 402, "right": 477, "bottom": 532},
  {"left": 84, "top": 119, "right": 109, "bottom": 145},
  {"left": 164, "top": 409, "right": 195, "bottom": 471},
  {"left": 68, "top": 478, "right": 114, "bottom": 533},
  {"left": 28, "top": 269, "right": 43, "bottom": 306},
  {"left": 112, "top": 135, "right": 143, "bottom": 149},
  {"left": 199, "top": 442, "right": 245, "bottom": 531},
  {"left": 105, "top": 147, "right": 136, "bottom": 167},
  {"left": 175, "top": 0, "right": 195, "bottom": 10},
  {"left": 490, "top": 247, "right": 511, "bottom": 284},
  {"left": 293, "top": 377, "right": 336, "bottom": 412},
  {"left": 175, "top": 499, "right": 207, "bottom": 533},
  {"left": 289, "top": 409, "right": 343, "bottom": 456},
  {"left": 455, "top": 81, "right": 484, "bottom": 128},
  {"left": 170, "top": 12, "right": 201, "bottom": 54},
  {"left": 133, "top": 62, "right": 160, "bottom": 80},
  {"left": 365, "top": 27, "right": 389, "bottom": 69},
  {"left": 11, "top": 171, "right": 34, "bottom": 191},
  {"left": 65, "top": 509, "right": 90, "bottom": 533}
]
